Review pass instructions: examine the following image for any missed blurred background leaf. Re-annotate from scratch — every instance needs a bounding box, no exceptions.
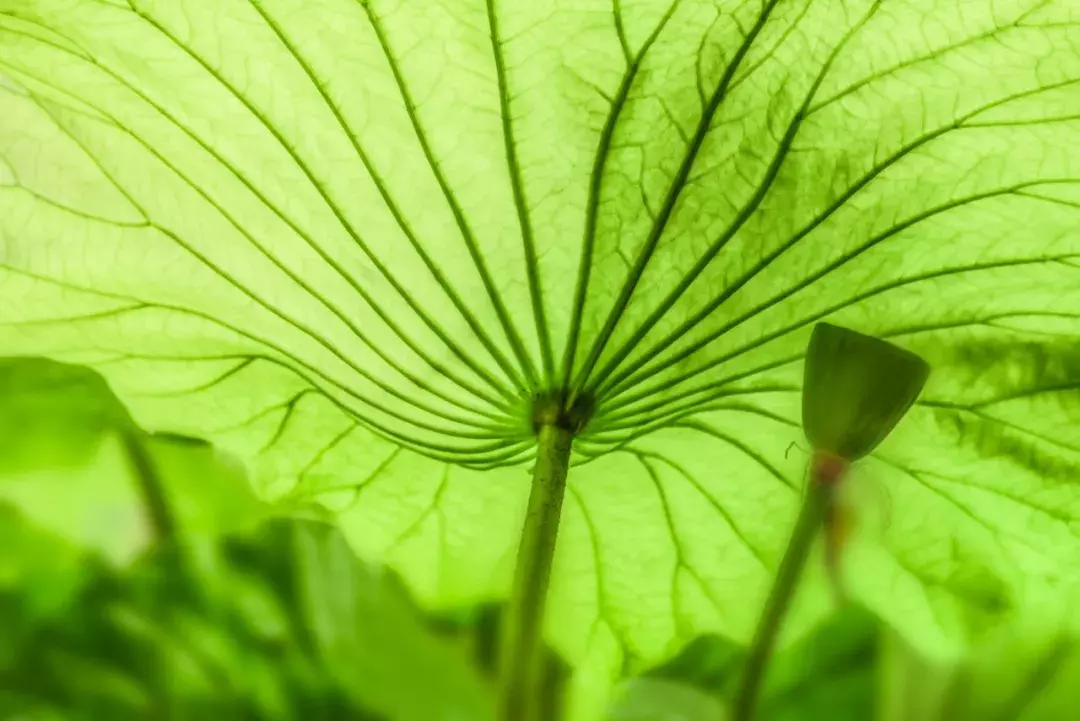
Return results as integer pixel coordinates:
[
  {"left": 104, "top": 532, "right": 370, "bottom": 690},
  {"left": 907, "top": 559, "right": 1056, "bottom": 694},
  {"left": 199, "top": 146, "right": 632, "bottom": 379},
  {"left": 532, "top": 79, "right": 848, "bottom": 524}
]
[
  {"left": 0, "top": 358, "right": 265, "bottom": 563},
  {"left": 0, "top": 357, "right": 495, "bottom": 720},
  {"left": 606, "top": 607, "right": 877, "bottom": 721},
  {"left": 880, "top": 607, "right": 1080, "bottom": 721},
  {"left": 0, "top": 509, "right": 497, "bottom": 720},
  {"left": 0, "top": 357, "right": 133, "bottom": 473}
]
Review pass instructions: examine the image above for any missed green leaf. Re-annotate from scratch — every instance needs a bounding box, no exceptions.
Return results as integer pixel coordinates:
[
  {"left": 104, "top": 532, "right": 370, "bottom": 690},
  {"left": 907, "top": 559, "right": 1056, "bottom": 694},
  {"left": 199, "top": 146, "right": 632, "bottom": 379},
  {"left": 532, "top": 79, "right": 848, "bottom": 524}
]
[
  {"left": 0, "top": 356, "right": 132, "bottom": 472},
  {"left": 0, "top": 358, "right": 266, "bottom": 561},
  {"left": 880, "top": 604, "right": 1080, "bottom": 721},
  {"left": 607, "top": 678, "right": 728, "bottom": 721},
  {"left": 3, "top": 0, "right": 1080, "bottom": 692},
  {"left": 3, "top": 514, "right": 494, "bottom": 721},
  {"left": 0, "top": 504, "right": 87, "bottom": 668},
  {"left": 609, "top": 608, "right": 878, "bottom": 721},
  {"left": 237, "top": 517, "right": 497, "bottom": 721}
]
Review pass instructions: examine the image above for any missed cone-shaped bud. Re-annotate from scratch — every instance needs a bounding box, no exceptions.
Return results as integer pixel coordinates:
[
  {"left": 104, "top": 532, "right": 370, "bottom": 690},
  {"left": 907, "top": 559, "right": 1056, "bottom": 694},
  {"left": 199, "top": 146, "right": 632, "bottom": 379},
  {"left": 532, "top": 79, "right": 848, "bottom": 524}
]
[{"left": 802, "top": 323, "right": 929, "bottom": 461}]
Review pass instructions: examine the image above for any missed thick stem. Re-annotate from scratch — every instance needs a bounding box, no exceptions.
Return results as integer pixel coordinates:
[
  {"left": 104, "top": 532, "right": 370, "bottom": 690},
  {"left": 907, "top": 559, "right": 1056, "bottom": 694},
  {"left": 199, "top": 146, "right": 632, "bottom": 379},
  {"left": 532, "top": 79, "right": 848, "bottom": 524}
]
[
  {"left": 732, "top": 473, "right": 832, "bottom": 721},
  {"left": 499, "top": 422, "right": 574, "bottom": 721}
]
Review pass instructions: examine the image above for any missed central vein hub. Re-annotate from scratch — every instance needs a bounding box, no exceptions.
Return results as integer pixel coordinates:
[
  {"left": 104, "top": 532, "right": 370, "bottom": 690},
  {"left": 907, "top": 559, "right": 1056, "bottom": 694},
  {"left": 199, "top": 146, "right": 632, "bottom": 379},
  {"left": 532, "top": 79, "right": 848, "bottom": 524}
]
[{"left": 530, "top": 389, "right": 594, "bottom": 435}]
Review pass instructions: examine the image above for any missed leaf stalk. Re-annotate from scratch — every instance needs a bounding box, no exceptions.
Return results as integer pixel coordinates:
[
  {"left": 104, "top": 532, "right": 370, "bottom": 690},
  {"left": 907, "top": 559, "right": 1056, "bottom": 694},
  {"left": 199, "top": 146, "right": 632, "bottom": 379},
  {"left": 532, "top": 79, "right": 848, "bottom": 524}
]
[
  {"left": 499, "top": 421, "right": 574, "bottom": 721},
  {"left": 732, "top": 463, "right": 834, "bottom": 721}
]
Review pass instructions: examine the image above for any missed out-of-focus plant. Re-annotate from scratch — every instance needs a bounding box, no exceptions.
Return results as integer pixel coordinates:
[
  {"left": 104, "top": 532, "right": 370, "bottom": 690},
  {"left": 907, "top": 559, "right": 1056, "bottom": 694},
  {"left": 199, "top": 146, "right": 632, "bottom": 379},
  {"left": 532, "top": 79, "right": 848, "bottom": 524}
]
[{"left": 0, "top": 357, "right": 495, "bottom": 721}]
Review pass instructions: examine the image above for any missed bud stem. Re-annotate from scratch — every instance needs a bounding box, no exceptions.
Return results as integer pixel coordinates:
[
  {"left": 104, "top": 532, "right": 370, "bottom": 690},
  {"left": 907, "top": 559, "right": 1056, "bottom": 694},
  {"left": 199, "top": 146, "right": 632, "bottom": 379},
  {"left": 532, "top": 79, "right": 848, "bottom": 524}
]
[{"left": 732, "top": 461, "right": 835, "bottom": 721}]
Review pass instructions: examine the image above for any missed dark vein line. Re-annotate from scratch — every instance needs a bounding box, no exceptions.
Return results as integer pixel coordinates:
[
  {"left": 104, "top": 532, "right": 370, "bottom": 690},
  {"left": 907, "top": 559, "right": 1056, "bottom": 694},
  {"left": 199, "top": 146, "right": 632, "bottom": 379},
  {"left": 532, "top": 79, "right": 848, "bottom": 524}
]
[
  {"left": 599, "top": 310, "right": 1080, "bottom": 427},
  {"left": 878, "top": 461, "right": 1038, "bottom": 555},
  {"left": 484, "top": 0, "right": 554, "bottom": 384},
  {"left": 1015, "top": 189, "right": 1080, "bottom": 211},
  {"left": 656, "top": 95, "right": 690, "bottom": 144},
  {"left": 808, "top": 0, "right": 1055, "bottom": 114},
  {"left": 600, "top": 310, "right": 1019, "bottom": 423},
  {"left": 262, "top": 388, "right": 314, "bottom": 451},
  {"left": 362, "top": 3, "right": 540, "bottom": 389},
  {"left": 48, "top": 12, "right": 516, "bottom": 414},
  {"left": 0, "top": 8, "right": 94, "bottom": 59},
  {"left": 387, "top": 465, "right": 451, "bottom": 551},
  {"left": 1, "top": 184, "right": 148, "bottom": 227},
  {"left": 729, "top": 0, "right": 815, "bottom": 92},
  {"left": 972, "top": 380, "right": 1080, "bottom": 409},
  {"left": 604, "top": 253, "right": 1075, "bottom": 430},
  {"left": 636, "top": 452, "right": 742, "bottom": 620},
  {"left": 298, "top": 446, "right": 404, "bottom": 503},
  {"left": 133, "top": 357, "right": 256, "bottom": 398},
  {"left": 570, "top": 0, "right": 785, "bottom": 393},
  {"left": 588, "top": 1, "right": 881, "bottom": 397},
  {"left": 295, "top": 420, "right": 359, "bottom": 486},
  {"left": 15, "top": 49, "right": 485, "bottom": 420},
  {"left": 599, "top": 73, "right": 1080, "bottom": 401},
  {"left": 0, "top": 47, "right": 513, "bottom": 429},
  {"left": 596, "top": 304, "right": 1080, "bottom": 433},
  {"left": 575, "top": 399, "right": 799, "bottom": 460},
  {"left": 455, "top": 442, "right": 536, "bottom": 471},
  {"left": 29, "top": 92, "right": 507, "bottom": 436},
  {"left": 672, "top": 419, "right": 796, "bottom": 491},
  {"left": 920, "top": 401, "right": 1080, "bottom": 456},
  {"left": 0, "top": 264, "right": 528, "bottom": 458},
  {"left": 0, "top": 302, "right": 150, "bottom": 327},
  {"left": 638, "top": 450, "right": 769, "bottom": 568},
  {"left": 561, "top": 2, "right": 678, "bottom": 391},
  {"left": 236, "top": 2, "right": 520, "bottom": 406},
  {"left": 693, "top": 11, "right": 723, "bottom": 108},
  {"left": 594, "top": 383, "right": 797, "bottom": 431},
  {"left": 966, "top": 112, "right": 1080, "bottom": 128},
  {"left": 602, "top": 186, "right": 1073, "bottom": 411},
  {"left": 209, "top": 388, "right": 314, "bottom": 437},
  {"left": 918, "top": 469, "right": 1074, "bottom": 524},
  {"left": 567, "top": 485, "right": 629, "bottom": 652},
  {"left": 612, "top": 0, "right": 632, "bottom": 63}
]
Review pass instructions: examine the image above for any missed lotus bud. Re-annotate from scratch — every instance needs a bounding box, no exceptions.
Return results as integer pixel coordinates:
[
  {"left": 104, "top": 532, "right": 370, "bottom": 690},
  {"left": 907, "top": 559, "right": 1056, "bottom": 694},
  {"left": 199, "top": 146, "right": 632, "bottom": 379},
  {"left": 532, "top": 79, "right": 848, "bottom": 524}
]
[{"left": 802, "top": 322, "right": 929, "bottom": 466}]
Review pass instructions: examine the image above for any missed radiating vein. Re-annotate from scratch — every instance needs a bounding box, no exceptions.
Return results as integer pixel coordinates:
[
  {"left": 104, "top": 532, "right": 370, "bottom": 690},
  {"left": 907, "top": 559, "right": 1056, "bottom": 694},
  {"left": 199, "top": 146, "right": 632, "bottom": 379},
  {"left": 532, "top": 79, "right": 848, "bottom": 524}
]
[
  {"left": 0, "top": 31, "right": 518, "bottom": 428},
  {"left": 483, "top": 0, "right": 554, "bottom": 384},
  {"left": 0, "top": 264, "right": 525, "bottom": 457},
  {"left": 588, "top": 1, "right": 881, "bottom": 398},
  {"left": 567, "top": 485, "right": 628, "bottom": 652},
  {"left": 363, "top": 2, "right": 540, "bottom": 390},
  {"left": 238, "top": 1, "right": 520, "bottom": 405},
  {"left": 601, "top": 252, "right": 1075, "bottom": 425},
  {"left": 636, "top": 453, "right": 726, "bottom": 627},
  {"left": 562, "top": 1, "right": 679, "bottom": 391},
  {"left": 637, "top": 449, "right": 770, "bottom": 567},
  {"left": 670, "top": 420, "right": 796, "bottom": 492},
  {"left": 808, "top": 0, "right": 1055, "bottom": 114},
  {"left": 27, "top": 86, "right": 507, "bottom": 433},
  {"left": 64, "top": 10, "right": 519, "bottom": 413},
  {"left": 597, "top": 75, "right": 1080, "bottom": 403},
  {"left": 571, "top": 0, "right": 786, "bottom": 393}
]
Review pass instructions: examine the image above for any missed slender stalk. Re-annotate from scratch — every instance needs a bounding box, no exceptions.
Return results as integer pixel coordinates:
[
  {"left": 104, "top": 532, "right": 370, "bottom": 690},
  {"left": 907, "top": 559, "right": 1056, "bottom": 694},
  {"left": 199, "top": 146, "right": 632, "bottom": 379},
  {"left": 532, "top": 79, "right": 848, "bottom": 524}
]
[
  {"left": 499, "top": 422, "right": 574, "bottom": 721},
  {"left": 119, "top": 429, "right": 177, "bottom": 545},
  {"left": 733, "top": 474, "right": 832, "bottom": 721}
]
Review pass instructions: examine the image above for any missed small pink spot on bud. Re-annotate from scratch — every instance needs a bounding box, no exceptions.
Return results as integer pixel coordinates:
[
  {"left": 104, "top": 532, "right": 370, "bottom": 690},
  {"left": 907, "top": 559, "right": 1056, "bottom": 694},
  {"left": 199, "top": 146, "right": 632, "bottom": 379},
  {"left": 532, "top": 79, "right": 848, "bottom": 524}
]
[{"left": 811, "top": 451, "right": 849, "bottom": 487}]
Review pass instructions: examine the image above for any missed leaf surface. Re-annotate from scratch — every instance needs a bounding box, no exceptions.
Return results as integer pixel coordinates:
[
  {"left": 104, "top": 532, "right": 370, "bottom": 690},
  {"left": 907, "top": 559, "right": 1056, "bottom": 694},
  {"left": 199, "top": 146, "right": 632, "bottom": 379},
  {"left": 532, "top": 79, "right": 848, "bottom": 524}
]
[{"left": 2, "top": 0, "right": 1080, "bottom": 679}]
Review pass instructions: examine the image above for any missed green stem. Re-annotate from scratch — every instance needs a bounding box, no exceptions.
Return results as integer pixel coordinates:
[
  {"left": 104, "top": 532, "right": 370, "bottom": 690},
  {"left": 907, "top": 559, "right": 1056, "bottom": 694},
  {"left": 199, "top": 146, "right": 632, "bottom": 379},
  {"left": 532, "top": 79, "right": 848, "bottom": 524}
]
[
  {"left": 119, "top": 430, "right": 177, "bottom": 545},
  {"left": 733, "top": 476, "right": 831, "bottom": 721},
  {"left": 499, "top": 422, "right": 574, "bottom": 721}
]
